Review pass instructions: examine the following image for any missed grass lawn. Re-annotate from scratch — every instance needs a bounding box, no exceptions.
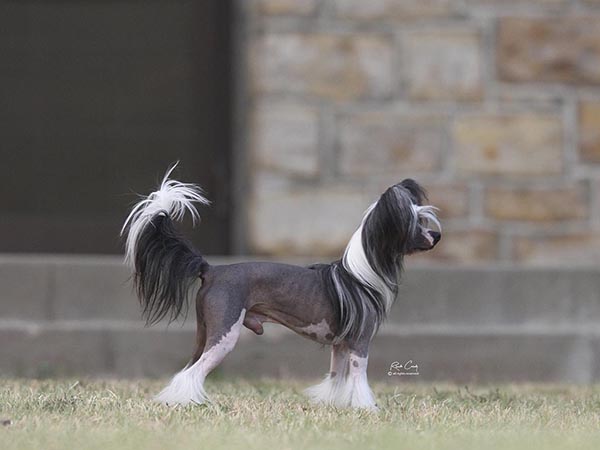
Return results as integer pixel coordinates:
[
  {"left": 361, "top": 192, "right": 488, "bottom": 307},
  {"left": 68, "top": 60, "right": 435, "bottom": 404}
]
[{"left": 2, "top": 378, "right": 600, "bottom": 450}]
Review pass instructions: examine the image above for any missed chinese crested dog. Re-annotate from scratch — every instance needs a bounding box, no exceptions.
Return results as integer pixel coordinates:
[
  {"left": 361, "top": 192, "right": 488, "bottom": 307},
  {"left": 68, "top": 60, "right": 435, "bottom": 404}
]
[{"left": 121, "top": 165, "right": 441, "bottom": 410}]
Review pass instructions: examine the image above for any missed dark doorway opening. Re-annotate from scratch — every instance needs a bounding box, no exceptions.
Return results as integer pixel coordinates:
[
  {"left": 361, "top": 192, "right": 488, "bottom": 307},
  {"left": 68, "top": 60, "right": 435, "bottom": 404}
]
[{"left": 0, "top": 0, "right": 232, "bottom": 254}]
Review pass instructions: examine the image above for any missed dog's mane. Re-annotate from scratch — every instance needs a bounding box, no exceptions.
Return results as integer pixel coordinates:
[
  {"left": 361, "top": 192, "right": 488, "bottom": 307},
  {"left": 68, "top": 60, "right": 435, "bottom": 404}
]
[{"left": 311, "top": 182, "right": 420, "bottom": 343}]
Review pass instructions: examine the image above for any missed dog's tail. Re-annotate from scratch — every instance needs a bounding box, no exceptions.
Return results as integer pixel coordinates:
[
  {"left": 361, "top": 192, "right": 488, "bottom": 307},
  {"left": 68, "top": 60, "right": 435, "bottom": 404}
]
[{"left": 121, "top": 163, "right": 211, "bottom": 325}]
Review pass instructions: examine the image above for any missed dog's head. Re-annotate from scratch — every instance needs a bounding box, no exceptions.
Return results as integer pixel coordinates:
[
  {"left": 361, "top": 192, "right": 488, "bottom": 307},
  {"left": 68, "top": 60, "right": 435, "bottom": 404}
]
[
  {"left": 339, "top": 178, "right": 441, "bottom": 322},
  {"left": 399, "top": 179, "right": 441, "bottom": 254},
  {"left": 363, "top": 179, "right": 441, "bottom": 260}
]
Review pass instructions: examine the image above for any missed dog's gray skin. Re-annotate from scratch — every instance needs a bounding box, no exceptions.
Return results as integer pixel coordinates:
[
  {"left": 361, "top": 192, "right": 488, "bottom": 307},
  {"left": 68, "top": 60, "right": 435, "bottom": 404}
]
[
  {"left": 122, "top": 168, "right": 440, "bottom": 410},
  {"left": 205, "top": 262, "right": 337, "bottom": 340},
  {"left": 190, "top": 263, "right": 340, "bottom": 373}
]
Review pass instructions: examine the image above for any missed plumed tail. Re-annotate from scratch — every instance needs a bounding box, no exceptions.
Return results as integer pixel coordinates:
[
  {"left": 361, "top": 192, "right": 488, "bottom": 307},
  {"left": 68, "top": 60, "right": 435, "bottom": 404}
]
[{"left": 121, "top": 164, "right": 210, "bottom": 324}]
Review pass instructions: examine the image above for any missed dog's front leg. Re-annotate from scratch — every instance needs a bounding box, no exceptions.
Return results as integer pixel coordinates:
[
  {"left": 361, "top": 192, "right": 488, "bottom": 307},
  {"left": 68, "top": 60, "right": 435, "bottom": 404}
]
[
  {"left": 305, "top": 343, "right": 349, "bottom": 406},
  {"left": 345, "top": 348, "right": 377, "bottom": 410},
  {"left": 305, "top": 340, "right": 377, "bottom": 411}
]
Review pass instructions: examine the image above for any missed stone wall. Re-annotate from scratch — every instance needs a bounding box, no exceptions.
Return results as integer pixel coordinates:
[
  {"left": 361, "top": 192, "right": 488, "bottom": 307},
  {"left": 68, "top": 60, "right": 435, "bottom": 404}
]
[{"left": 242, "top": 0, "right": 600, "bottom": 264}]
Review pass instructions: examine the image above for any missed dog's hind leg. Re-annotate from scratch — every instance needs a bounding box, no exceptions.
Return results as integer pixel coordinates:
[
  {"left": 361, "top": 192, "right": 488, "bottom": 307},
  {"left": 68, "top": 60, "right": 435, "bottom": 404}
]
[
  {"left": 155, "top": 305, "right": 245, "bottom": 406},
  {"left": 186, "top": 317, "right": 206, "bottom": 368}
]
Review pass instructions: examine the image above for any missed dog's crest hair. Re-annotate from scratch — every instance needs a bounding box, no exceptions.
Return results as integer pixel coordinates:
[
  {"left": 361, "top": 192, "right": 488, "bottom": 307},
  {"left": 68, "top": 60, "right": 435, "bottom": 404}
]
[
  {"left": 319, "top": 179, "right": 438, "bottom": 343},
  {"left": 121, "top": 163, "right": 210, "bottom": 324}
]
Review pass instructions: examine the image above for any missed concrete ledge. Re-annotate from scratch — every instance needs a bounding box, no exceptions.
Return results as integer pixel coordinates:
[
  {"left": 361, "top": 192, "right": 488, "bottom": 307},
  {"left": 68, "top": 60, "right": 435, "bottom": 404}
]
[
  {"left": 0, "top": 259, "right": 53, "bottom": 320},
  {"left": 226, "top": 330, "right": 594, "bottom": 383},
  {"left": 2, "top": 254, "right": 600, "bottom": 381},
  {"left": 3, "top": 255, "right": 600, "bottom": 326},
  {"left": 1, "top": 324, "right": 596, "bottom": 383},
  {"left": 392, "top": 268, "right": 600, "bottom": 327}
]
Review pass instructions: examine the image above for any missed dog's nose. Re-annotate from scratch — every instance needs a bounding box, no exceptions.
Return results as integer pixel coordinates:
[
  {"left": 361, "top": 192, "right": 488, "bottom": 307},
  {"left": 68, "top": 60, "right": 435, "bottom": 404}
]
[{"left": 429, "top": 231, "right": 441, "bottom": 246}]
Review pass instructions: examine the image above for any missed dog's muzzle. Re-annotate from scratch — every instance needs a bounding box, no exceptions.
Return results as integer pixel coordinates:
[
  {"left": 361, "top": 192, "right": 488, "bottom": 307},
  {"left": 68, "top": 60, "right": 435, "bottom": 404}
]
[{"left": 429, "top": 231, "right": 441, "bottom": 247}]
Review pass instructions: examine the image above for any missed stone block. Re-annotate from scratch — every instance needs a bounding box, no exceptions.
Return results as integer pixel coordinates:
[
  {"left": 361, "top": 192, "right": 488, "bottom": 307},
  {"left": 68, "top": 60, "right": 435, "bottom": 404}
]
[
  {"left": 514, "top": 233, "right": 600, "bottom": 264},
  {"left": 498, "top": 18, "right": 600, "bottom": 84},
  {"left": 568, "top": 270, "right": 600, "bottom": 323},
  {"left": 332, "top": 0, "right": 460, "bottom": 22},
  {"left": 467, "top": 0, "right": 566, "bottom": 6},
  {"left": 424, "top": 183, "right": 469, "bottom": 220},
  {"left": 0, "top": 328, "right": 110, "bottom": 377},
  {"left": 412, "top": 229, "right": 498, "bottom": 263},
  {"left": 251, "top": 33, "right": 393, "bottom": 101},
  {"left": 589, "top": 337, "right": 600, "bottom": 381},
  {"left": 251, "top": 103, "right": 319, "bottom": 177},
  {"left": 253, "top": 0, "right": 319, "bottom": 16},
  {"left": 485, "top": 185, "right": 588, "bottom": 222},
  {"left": 53, "top": 259, "right": 140, "bottom": 320},
  {"left": 403, "top": 29, "right": 483, "bottom": 101},
  {"left": 369, "top": 333, "right": 589, "bottom": 383},
  {"left": 249, "top": 185, "right": 368, "bottom": 256},
  {"left": 579, "top": 101, "right": 600, "bottom": 163},
  {"left": 454, "top": 113, "right": 563, "bottom": 176},
  {"left": 392, "top": 268, "right": 600, "bottom": 326},
  {"left": 109, "top": 328, "right": 195, "bottom": 378},
  {"left": 337, "top": 112, "right": 445, "bottom": 176}
]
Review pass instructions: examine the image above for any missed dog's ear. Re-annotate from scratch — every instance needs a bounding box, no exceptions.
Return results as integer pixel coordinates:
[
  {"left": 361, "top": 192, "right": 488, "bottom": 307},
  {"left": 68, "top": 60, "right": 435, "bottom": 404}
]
[{"left": 399, "top": 179, "right": 427, "bottom": 205}]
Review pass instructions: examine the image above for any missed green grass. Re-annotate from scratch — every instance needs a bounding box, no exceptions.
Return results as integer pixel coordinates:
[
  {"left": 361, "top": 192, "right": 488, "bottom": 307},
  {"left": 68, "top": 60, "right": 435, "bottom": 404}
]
[{"left": 2, "top": 378, "right": 600, "bottom": 450}]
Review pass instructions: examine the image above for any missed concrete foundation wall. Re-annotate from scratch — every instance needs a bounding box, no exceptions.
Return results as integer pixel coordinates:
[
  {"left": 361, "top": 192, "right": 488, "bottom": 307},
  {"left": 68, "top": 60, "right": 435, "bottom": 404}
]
[{"left": 2, "top": 254, "right": 600, "bottom": 383}]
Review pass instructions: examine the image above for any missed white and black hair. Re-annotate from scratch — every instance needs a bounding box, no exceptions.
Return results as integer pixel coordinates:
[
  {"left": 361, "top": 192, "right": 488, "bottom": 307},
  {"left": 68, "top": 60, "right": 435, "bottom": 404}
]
[
  {"left": 120, "top": 163, "right": 210, "bottom": 324},
  {"left": 317, "top": 179, "right": 440, "bottom": 343}
]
